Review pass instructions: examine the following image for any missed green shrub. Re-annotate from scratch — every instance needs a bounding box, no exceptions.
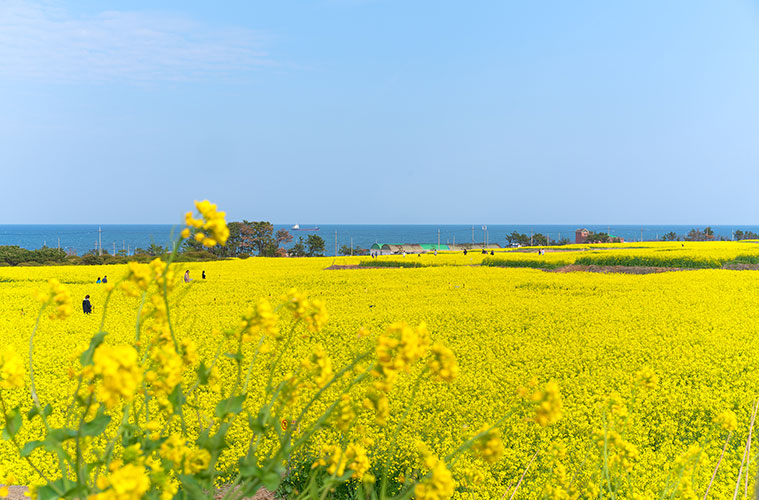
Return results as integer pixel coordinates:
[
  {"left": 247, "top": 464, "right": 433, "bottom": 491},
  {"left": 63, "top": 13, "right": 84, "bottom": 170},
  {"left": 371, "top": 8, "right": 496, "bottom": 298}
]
[
  {"left": 481, "top": 258, "right": 565, "bottom": 270},
  {"left": 358, "top": 260, "right": 426, "bottom": 268},
  {"left": 573, "top": 255, "right": 720, "bottom": 269}
]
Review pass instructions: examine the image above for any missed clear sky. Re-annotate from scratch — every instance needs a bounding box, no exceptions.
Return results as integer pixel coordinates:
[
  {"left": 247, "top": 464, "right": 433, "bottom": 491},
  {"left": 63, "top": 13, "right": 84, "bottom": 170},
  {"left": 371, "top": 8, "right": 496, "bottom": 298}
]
[{"left": 2, "top": 0, "right": 759, "bottom": 224}]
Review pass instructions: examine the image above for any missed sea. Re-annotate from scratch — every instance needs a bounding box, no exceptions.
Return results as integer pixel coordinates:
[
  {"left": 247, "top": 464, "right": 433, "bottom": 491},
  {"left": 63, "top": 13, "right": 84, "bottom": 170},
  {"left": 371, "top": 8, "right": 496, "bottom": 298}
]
[{"left": 1, "top": 224, "right": 758, "bottom": 257}]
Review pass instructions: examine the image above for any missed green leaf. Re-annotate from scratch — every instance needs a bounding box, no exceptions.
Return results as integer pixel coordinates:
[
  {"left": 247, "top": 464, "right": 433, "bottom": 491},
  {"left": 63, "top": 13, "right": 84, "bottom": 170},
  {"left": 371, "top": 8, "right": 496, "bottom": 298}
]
[
  {"left": 176, "top": 474, "right": 207, "bottom": 499},
  {"left": 2, "top": 407, "right": 22, "bottom": 440},
  {"left": 259, "top": 470, "right": 281, "bottom": 491},
  {"left": 223, "top": 352, "right": 243, "bottom": 362},
  {"left": 168, "top": 384, "right": 186, "bottom": 413},
  {"left": 197, "top": 422, "right": 229, "bottom": 453},
  {"left": 26, "top": 406, "right": 39, "bottom": 421},
  {"left": 20, "top": 440, "right": 44, "bottom": 457},
  {"left": 196, "top": 361, "right": 211, "bottom": 385},
  {"left": 215, "top": 394, "right": 246, "bottom": 418},
  {"left": 81, "top": 410, "right": 111, "bottom": 436},
  {"left": 37, "top": 478, "right": 76, "bottom": 500},
  {"left": 248, "top": 409, "right": 268, "bottom": 434},
  {"left": 80, "top": 331, "right": 108, "bottom": 366},
  {"left": 44, "top": 428, "right": 78, "bottom": 450}
]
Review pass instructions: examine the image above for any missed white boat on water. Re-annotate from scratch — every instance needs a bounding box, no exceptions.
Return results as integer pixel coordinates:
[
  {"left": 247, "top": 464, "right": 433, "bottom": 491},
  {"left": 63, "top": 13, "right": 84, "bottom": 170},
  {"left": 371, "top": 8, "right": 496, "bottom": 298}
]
[{"left": 291, "top": 224, "right": 319, "bottom": 231}]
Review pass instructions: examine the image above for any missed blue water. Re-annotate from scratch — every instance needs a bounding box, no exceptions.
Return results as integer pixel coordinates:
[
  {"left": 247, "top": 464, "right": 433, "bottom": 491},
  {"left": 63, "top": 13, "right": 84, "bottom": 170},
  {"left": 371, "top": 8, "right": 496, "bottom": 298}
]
[{"left": 1, "top": 224, "right": 758, "bottom": 257}]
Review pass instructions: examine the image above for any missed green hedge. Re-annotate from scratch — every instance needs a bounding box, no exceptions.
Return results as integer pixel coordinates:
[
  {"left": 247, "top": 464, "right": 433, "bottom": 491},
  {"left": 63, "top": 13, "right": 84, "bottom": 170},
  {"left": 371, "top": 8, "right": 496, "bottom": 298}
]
[
  {"left": 358, "top": 260, "right": 426, "bottom": 268},
  {"left": 573, "top": 255, "right": 720, "bottom": 269},
  {"left": 481, "top": 258, "right": 566, "bottom": 270}
]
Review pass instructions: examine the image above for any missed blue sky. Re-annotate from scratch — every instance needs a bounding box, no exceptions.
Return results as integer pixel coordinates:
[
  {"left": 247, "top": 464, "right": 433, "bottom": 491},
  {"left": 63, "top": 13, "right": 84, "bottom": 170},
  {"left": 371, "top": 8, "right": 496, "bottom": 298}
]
[{"left": 2, "top": 0, "right": 759, "bottom": 224}]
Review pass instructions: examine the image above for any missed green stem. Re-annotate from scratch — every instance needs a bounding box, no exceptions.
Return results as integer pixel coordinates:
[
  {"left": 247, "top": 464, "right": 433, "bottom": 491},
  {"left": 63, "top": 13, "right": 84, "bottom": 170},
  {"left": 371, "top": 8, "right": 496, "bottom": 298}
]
[
  {"left": 0, "top": 392, "right": 57, "bottom": 490},
  {"left": 380, "top": 372, "right": 426, "bottom": 500}
]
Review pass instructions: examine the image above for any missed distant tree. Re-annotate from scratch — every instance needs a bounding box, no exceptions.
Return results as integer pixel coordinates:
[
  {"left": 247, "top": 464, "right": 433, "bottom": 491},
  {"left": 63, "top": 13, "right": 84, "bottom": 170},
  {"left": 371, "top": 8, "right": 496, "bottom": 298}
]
[
  {"left": 586, "top": 232, "right": 610, "bottom": 243},
  {"left": 734, "top": 230, "right": 759, "bottom": 240},
  {"left": 134, "top": 243, "right": 167, "bottom": 256},
  {"left": 241, "top": 221, "right": 277, "bottom": 256},
  {"left": 532, "top": 233, "right": 548, "bottom": 246},
  {"left": 339, "top": 244, "right": 353, "bottom": 256},
  {"left": 662, "top": 232, "right": 679, "bottom": 241},
  {"left": 505, "top": 231, "right": 530, "bottom": 246},
  {"left": 290, "top": 237, "right": 307, "bottom": 257},
  {"left": 275, "top": 229, "right": 293, "bottom": 247},
  {"left": 686, "top": 228, "right": 714, "bottom": 242},
  {"left": 306, "top": 235, "right": 326, "bottom": 257}
]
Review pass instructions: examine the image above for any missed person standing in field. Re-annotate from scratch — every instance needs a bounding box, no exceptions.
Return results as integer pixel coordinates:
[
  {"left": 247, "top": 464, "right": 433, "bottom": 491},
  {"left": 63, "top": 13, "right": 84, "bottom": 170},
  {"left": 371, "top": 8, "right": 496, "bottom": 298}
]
[
  {"left": 184, "top": 270, "right": 191, "bottom": 283},
  {"left": 82, "top": 295, "right": 92, "bottom": 314},
  {"left": 463, "top": 248, "right": 467, "bottom": 255},
  {"left": 202, "top": 270, "right": 206, "bottom": 280},
  {"left": 102, "top": 275, "right": 108, "bottom": 283},
  {"left": 96, "top": 277, "right": 101, "bottom": 283}
]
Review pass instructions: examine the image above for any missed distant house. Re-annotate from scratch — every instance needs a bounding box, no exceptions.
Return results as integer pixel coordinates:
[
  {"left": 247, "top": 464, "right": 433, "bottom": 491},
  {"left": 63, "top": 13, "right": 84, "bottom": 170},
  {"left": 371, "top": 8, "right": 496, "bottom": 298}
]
[
  {"left": 368, "top": 242, "right": 499, "bottom": 255},
  {"left": 575, "top": 228, "right": 624, "bottom": 244},
  {"left": 575, "top": 228, "right": 590, "bottom": 244}
]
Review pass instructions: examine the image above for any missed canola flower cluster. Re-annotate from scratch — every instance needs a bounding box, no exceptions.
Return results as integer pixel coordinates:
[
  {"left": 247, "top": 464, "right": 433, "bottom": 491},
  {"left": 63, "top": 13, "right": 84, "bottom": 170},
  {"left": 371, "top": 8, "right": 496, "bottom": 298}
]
[{"left": 1, "top": 230, "right": 759, "bottom": 497}]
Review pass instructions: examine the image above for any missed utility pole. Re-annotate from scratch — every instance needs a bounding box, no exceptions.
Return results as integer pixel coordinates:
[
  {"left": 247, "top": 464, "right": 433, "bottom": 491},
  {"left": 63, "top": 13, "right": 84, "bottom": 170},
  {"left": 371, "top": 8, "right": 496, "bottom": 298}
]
[
  {"left": 98, "top": 226, "right": 102, "bottom": 256},
  {"left": 640, "top": 227, "right": 643, "bottom": 243},
  {"left": 335, "top": 230, "right": 338, "bottom": 257},
  {"left": 437, "top": 229, "right": 441, "bottom": 249},
  {"left": 471, "top": 226, "right": 474, "bottom": 243},
  {"left": 127, "top": 244, "right": 130, "bottom": 256},
  {"left": 350, "top": 237, "right": 353, "bottom": 256},
  {"left": 530, "top": 230, "right": 533, "bottom": 247},
  {"left": 57, "top": 237, "right": 60, "bottom": 250},
  {"left": 113, "top": 242, "right": 116, "bottom": 256}
]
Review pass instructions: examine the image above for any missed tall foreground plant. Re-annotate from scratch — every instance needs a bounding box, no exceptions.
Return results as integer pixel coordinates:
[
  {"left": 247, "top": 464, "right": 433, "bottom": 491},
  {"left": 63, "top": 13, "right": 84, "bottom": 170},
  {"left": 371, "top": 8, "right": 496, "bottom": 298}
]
[{"left": 0, "top": 201, "right": 561, "bottom": 500}]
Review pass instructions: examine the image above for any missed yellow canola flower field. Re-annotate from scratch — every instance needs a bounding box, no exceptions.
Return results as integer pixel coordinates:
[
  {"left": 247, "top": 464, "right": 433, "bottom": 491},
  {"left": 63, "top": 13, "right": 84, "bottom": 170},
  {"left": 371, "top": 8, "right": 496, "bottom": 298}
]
[{"left": 2, "top": 245, "right": 759, "bottom": 497}]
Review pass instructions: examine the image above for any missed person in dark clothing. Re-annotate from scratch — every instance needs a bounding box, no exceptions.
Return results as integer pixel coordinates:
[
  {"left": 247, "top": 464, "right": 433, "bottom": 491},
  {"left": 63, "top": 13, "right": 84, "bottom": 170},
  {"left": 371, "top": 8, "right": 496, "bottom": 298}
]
[
  {"left": 463, "top": 249, "right": 468, "bottom": 255},
  {"left": 202, "top": 270, "right": 206, "bottom": 280},
  {"left": 102, "top": 276, "right": 108, "bottom": 284},
  {"left": 82, "top": 295, "right": 92, "bottom": 314},
  {"left": 490, "top": 250, "right": 494, "bottom": 255}
]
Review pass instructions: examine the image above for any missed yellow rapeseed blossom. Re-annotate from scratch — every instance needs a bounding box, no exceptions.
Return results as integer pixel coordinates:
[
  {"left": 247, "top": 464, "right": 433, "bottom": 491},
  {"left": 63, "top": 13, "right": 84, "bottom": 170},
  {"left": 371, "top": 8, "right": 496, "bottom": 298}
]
[
  {"left": 91, "top": 344, "right": 142, "bottom": 409},
  {"left": 238, "top": 299, "right": 279, "bottom": 341},
  {"left": 281, "top": 289, "right": 328, "bottom": 332},
  {"left": 89, "top": 462, "right": 150, "bottom": 500},
  {"left": 144, "top": 342, "right": 184, "bottom": 406},
  {"left": 635, "top": 366, "right": 659, "bottom": 391},
  {"left": 0, "top": 349, "right": 24, "bottom": 389},
  {"left": 471, "top": 427, "right": 504, "bottom": 464},
  {"left": 428, "top": 343, "right": 458, "bottom": 382},
  {"left": 520, "top": 379, "right": 563, "bottom": 427},
  {"left": 714, "top": 409, "right": 738, "bottom": 432},
  {"left": 414, "top": 454, "right": 456, "bottom": 500},
  {"left": 301, "top": 345, "right": 333, "bottom": 388},
  {"left": 184, "top": 200, "right": 229, "bottom": 247},
  {"left": 39, "top": 278, "right": 73, "bottom": 320},
  {"left": 312, "top": 443, "right": 371, "bottom": 480}
]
